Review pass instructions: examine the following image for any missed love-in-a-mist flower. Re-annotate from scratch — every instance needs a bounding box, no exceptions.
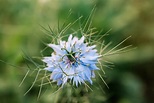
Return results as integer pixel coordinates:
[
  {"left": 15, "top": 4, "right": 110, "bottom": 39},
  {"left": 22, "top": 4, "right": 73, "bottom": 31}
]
[{"left": 43, "top": 34, "right": 100, "bottom": 87}]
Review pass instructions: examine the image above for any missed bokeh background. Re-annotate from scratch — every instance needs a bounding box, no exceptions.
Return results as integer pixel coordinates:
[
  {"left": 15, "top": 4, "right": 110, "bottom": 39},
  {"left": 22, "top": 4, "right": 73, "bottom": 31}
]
[{"left": 0, "top": 0, "right": 154, "bottom": 103}]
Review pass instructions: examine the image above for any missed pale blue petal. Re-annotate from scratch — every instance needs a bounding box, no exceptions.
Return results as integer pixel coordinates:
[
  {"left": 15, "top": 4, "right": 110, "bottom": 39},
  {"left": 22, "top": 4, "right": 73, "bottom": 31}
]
[
  {"left": 44, "top": 67, "right": 54, "bottom": 71},
  {"left": 89, "top": 64, "right": 99, "bottom": 70},
  {"left": 48, "top": 44, "right": 65, "bottom": 55},
  {"left": 91, "top": 71, "right": 95, "bottom": 78},
  {"left": 62, "top": 76, "right": 68, "bottom": 86},
  {"left": 57, "top": 80, "right": 63, "bottom": 85},
  {"left": 71, "top": 36, "right": 78, "bottom": 46},
  {"left": 66, "top": 42, "right": 71, "bottom": 52},
  {"left": 68, "top": 34, "right": 73, "bottom": 42},
  {"left": 79, "top": 36, "right": 84, "bottom": 44},
  {"left": 80, "top": 58, "right": 97, "bottom": 64},
  {"left": 60, "top": 40, "right": 66, "bottom": 48},
  {"left": 52, "top": 73, "right": 62, "bottom": 80},
  {"left": 89, "top": 45, "right": 96, "bottom": 50}
]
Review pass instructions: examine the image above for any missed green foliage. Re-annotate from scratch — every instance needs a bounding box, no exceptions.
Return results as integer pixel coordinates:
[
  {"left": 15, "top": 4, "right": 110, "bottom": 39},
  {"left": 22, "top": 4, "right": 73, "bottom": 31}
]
[{"left": 0, "top": 0, "right": 154, "bottom": 103}]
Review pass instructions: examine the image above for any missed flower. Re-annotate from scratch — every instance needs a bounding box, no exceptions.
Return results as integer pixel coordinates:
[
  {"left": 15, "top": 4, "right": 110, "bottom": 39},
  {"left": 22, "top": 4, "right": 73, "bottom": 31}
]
[{"left": 43, "top": 34, "right": 100, "bottom": 87}]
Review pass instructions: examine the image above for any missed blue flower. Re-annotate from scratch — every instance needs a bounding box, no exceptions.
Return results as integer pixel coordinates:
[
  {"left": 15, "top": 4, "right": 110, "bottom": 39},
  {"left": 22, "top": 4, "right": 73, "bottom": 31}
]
[{"left": 43, "top": 34, "right": 100, "bottom": 87}]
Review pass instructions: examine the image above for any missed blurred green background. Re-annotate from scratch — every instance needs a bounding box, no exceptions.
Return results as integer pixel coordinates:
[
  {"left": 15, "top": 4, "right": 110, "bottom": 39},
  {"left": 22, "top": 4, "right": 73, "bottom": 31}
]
[{"left": 0, "top": 0, "right": 154, "bottom": 103}]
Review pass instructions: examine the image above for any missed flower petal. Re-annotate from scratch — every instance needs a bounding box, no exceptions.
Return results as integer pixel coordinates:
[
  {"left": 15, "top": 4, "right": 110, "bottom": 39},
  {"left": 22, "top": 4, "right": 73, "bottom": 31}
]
[
  {"left": 48, "top": 44, "right": 65, "bottom": 55},
  {"left": 89, "top": 64, "right": 99, "bottom": 70}
]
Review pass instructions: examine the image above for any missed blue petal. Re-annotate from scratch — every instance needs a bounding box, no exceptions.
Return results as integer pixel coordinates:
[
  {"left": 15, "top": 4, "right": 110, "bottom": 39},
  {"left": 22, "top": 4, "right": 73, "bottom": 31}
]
[
  {"left": 42, "top": 57, "right": 52, "bottom": 63},
  {"left": 91, "top": 71, "right": 95, "bottom": 78},
  {"left": 89, "top": 45, "right": 96, "bottom": 50},
  {"left": 73, "top": 76, "right": 82, "bottom": 87},
  {"left": 52, "top": 73, "right": 62, "bottom": 80},
  {"left": 62, "top": 76, "right": 68, "bottom": 86},
  {"left": 71, "top": 36, "right": 78, "bottom": 46},
  {"left": 48, "top": 44, "right": 66, "bottom": 55},
  {"left": 50, "top": 72, "right": 62, "bottom": 80},
  {"left": 89, "top": 64, "right": 99, "bottom": 70},
  {"left": 68, "top": 34, "right": 73, "bottom": 42},
  {"left": 57, "top": 80, "right": 63, "bottom": 85},
  {"left": 66, "top": 42, "right": 71, "bottom": 52},
  {"left": 44, "top": 67, "right": 55, "bottom": 71},
  {"left": 60, "top": 40, "right": 66, "bottom": 48},
  {"left": 79, "top": 36, "right": 84, "bottom": 44},
  {"left": 80, "top": 58, "right": 97, "bottom": 64}
]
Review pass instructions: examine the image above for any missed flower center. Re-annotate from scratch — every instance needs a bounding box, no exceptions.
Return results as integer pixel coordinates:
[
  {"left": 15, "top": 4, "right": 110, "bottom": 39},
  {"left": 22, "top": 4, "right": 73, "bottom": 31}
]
[{"left": 67, "top": 52, "right": 76, "bottom": 62}]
